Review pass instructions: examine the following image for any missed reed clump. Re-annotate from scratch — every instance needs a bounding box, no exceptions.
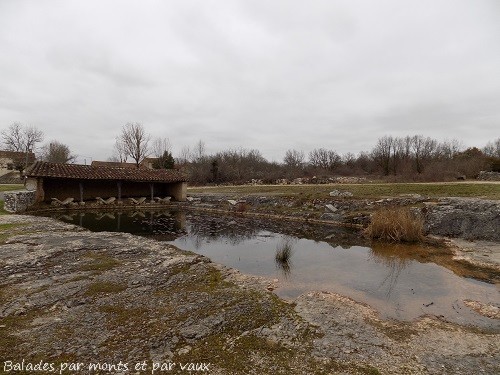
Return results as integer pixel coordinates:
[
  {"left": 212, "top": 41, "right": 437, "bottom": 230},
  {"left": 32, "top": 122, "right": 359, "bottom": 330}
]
[
  {"left": 365, "top": 206, "right": 424, "bottom": 243},
  {"left": 275, "top": 238, "right": 294, "bottom": 277},
  {"left": 275, "top": 239, "right": 293, "bottom": 263}
]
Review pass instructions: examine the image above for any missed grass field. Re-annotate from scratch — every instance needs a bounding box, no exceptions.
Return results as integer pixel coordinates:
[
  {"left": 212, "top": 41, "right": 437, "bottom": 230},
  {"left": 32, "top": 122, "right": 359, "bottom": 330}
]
[
  {"left": 0, "top": 184, "right": 24, "bottom": 192},
  {"left": 188, "top": 182, "right": 500, "bottom": 200},
  {"left": 0, "top": 201, "right": 7, "bottom": 215}
]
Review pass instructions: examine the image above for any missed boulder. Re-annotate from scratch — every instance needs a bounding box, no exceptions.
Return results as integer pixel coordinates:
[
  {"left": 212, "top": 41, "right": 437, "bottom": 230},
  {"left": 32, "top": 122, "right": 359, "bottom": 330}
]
[
  {"left": 423, "top": 198, "right": 500, "bottom": 241},
  {"left": 477, "top": 171, "right": 500, "bottom": 181},
  {"left": 325, "top": 204, "right": 337, "bottom": 212},
  {"left": 329, "top": 190, "right": 353, "bottom": 198}
]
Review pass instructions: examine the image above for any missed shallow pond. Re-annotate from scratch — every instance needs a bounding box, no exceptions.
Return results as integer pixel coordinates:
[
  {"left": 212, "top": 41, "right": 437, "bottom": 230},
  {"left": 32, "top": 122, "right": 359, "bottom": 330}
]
[{"left": 41, "top": 209, "right": 500, "bottom": 330}]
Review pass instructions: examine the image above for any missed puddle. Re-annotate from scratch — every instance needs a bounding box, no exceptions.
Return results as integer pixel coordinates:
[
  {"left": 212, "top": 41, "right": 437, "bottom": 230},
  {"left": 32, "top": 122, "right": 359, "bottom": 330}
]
[{"left": 40, "top": 209, "right": 500, "bottom": 330}]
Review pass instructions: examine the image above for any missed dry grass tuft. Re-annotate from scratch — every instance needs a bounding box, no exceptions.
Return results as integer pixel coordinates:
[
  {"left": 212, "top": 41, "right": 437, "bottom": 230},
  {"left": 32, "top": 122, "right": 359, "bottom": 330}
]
[{"left": 365, "top": 207, "right": 424, "bottom": 243}]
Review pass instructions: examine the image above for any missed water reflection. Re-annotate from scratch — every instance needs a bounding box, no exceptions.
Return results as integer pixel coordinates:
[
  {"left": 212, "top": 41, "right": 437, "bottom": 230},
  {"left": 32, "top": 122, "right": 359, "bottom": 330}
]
[
  {"left": 48, "top": 209, "right": 186, "bottom": 238},
  {"left": 274, "top": 236, "right": 295, "bottom": 279},
  {"left": 186, "top": 215, "right": 260, "bottom": 248},
  {"left": 128, "top": 211, "right": 145, "bottom": 218},
  {"left": 96, "top": 212, "right": 115, "bottom": 220},
  {"left": 368, "top": 243, "right": 413, "bottom": 299},
  {"left": 40, "top": 208, "right": 499, "bottom": 329}
]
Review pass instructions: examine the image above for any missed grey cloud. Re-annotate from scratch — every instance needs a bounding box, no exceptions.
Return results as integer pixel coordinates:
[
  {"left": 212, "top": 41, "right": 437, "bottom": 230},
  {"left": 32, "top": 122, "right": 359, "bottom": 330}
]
[{"left": 0, "top": 0, "right": 498, "bottom": 163}]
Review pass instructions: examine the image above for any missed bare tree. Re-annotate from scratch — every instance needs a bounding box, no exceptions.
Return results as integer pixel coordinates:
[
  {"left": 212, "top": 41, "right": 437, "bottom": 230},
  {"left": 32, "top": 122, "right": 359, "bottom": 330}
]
[
  {"left": 342, "top": 152, "right": 356, "bottom": 167},
  {"left": 437, "top": 139, "right": 464, "bottom": 160},
  {"left": 309, "top": 148, "right": 342, "bottom": 172},
  {"left": 372, "top": 136, "right": 393, "bottom": 175},
  {"left": 391, "top": 137, "right": 405, "bottom": 175},
  {"left": 24, "top": 126, "right": 44, "bottom": 157},
  {"left": 149, "top": 137, "right": 174, "bottom": 169},
  {"left": 177, "top": 145, "right": 192, "bottom": 166},
  {"left": 110, "top": 137, "right": 128, "bottom": 163},
  {"left": 327, "top": 150, "right": 342, "bottom": 171},
  {"left": 411, "top": 135, "right": 437, "bottom": 173},
  {"left": 283, "top": 149, "right": 305, "bottom": 169},
  {"left": 483, "top": 138, "right": 500, "bottom": 158},
  {"left": 401, "top": 135, "right": 413, "bottom": 160},
  {"left": 194, "top": 140, "right": 206, "bottom": 162},
  {"left": 1, "top": 122, "right": 44, "bottom": 168},
  {"left": 41, "top": 141, "right": 76, "bottom": 163},
  {"left": 152, "top": 137, "right": 172, "bottom": 158},
  {"left": 309, "top": 148, "right": 330, "bottom": 170},
  {"left": 1, "top": 122, "right": 25, "bottom": 152},
  {"left": 118, "top": 122, "right": 150, "bottom": 167}
]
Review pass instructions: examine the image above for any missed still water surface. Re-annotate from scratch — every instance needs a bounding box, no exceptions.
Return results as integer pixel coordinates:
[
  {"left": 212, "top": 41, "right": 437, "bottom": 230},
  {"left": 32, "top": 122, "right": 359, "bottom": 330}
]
[{"left": 42, "top": 209, "right": 499, "bottom": 329}]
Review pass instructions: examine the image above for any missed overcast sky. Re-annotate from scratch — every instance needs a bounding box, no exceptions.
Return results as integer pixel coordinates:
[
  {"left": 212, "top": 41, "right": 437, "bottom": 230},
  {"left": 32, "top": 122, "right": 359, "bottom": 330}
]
[{"left": 0, "top": 0, "right": 499, "bottom": 163}]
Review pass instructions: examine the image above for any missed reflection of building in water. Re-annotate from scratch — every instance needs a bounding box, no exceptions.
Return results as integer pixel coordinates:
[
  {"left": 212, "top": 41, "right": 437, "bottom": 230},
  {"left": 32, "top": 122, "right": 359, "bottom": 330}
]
[
  {"left": 175, "top": 211, "right": 186, "bottom": 232},
  {"left": 136, "top": 210, "right": 186, "bottom": 235},
  {"left": 49, "top": 209, "right": 187, "bottom": 238},
  {"left": 186, "top": 214, "right": 260, "bottom": 247}
]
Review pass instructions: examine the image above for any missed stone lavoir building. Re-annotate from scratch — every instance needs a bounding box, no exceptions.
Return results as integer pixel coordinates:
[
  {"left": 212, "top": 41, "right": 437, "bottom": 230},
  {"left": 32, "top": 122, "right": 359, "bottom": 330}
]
[{"left": 24, "top": 161, "right": 187, "bottom": 204}]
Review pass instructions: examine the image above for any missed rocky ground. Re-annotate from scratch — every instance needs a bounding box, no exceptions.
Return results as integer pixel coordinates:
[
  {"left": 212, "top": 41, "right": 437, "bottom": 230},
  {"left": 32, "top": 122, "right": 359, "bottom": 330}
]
[
  {"left": 189, "top": 193, "right": 500, "bottom": 238},
  {"left": 1, "top": 214, "right": 499, "bottom": 375}
]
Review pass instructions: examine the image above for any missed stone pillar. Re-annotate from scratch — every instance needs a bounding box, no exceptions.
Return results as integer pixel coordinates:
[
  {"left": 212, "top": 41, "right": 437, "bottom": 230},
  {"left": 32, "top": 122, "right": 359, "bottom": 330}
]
[
  {"left": 150, "top": 183, "right": 155, "bottom": 203},
  {"left": 38, "top": 178, "right": 45, "bottom": 202},
  {"left": 117, "top": 181, "right": 122, "bottom": 204},
  {"left": 26, "top": 177, "right": 44, "bottom": 203},
  {"left": 169, "top": 182, "right": 187, "bottom": 201},
  {"left": 79, "top": 182, "right": 84, "bottom": 204}
]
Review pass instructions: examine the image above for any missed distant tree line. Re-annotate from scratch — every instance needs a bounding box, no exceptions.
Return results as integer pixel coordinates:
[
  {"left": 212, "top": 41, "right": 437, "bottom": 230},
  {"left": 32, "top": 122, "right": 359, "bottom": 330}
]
[
  {"left": 2, "top": 121, "right": 498, "bottom": 183},
  {"left": 179, "top": 135, "right": 500, "bottom": 185},
  {"left": 183, "top": 143, "right": 284, "bottom": 185}
]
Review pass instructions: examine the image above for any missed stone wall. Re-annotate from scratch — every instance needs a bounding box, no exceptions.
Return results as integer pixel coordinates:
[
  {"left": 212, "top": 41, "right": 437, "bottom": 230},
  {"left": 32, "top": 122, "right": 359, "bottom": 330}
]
[
  {"left": 3, "top": 191, "right": 36, "bottom": 213},
  {"left": 423, "top": 198, "right": 500, "bottom": 241},
  {"left": 477, "top": 171, "right": 500, "bottom": 181}
]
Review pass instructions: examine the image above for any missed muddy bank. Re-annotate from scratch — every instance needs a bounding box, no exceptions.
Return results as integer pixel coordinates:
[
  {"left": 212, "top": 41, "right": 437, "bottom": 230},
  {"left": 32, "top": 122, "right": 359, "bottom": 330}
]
[{"left": 1, "top": 215, "right": 499, "bottom": 374}]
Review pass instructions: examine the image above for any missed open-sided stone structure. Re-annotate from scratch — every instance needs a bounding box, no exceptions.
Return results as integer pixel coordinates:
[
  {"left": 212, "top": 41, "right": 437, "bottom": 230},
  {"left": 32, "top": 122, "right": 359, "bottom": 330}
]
[{"left": 24, "top": 161, "right": 187, "bottom": 205}]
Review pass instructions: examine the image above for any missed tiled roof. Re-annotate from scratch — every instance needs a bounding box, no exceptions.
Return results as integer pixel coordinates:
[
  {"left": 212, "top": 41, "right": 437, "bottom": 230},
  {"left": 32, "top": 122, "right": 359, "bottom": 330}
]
[
  {"left": 24, "top": 161, "right": 187, "bottom": 183},
  {"left": 91, "top": 161, "right": 142, "bottom": 169}
]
